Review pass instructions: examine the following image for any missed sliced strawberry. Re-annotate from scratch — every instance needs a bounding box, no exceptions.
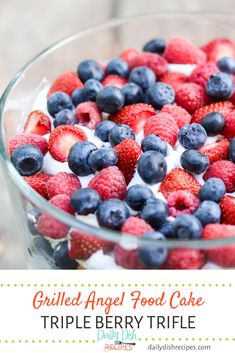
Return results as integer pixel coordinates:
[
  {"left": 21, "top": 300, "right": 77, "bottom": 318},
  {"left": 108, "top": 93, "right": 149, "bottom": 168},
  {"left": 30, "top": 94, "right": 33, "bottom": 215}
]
[
  {"left": 24, "top": 174, "right": 51, "bottom": 199},
  {"left": 199, "top": 139, "right": 229, "bottom": 163},
  {"left": 102, "top": 74, "right": 128, "bottom": 88},
  {"left": 8, "top": 133, "right": 48, "bottom": 155},
  {"left": 47, "top": 71, "right": 83, "bottom": 97},
  {"left": 201, "top": 38, "right": 235, "bottom": 62},
  {"left": 220, "top": 195, "right": 235, "bottom": 225},
  {"left": 192, "top": 101, "right": 234, "bottom": 124},
  {"left": 222, "top": 110, "right": 235, "bottom": 141},
  {"left": 109, "top": 103, "right": 156, "bottom": 134},
  {"left": 24, "top": 110, "right": 51, "bottom": 135},
  {"left": 48, "top": 125, "right": 87, "bottom": 162}
]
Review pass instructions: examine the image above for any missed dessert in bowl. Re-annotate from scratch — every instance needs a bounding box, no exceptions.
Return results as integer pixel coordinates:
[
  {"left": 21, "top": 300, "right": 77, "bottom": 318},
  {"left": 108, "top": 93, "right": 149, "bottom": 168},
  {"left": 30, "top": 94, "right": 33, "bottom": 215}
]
[{"left": 1, "top": 14, "right": 235, "bottom": 269}]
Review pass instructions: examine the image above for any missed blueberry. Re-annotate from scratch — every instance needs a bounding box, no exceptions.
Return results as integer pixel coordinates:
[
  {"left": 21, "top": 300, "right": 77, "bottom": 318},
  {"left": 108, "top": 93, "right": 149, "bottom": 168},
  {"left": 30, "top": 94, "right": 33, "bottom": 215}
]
[
  {"left": 122, "top": 83, "right": 143, "bottom": 105},
  {"left": 108, "top": 124, "right": 135, "bottom": 146},
  {"left": 172, "top": 214, "right": 202, "bottom": 240},
  {"left": 125, "top": 184, "right": 154, "bottom": 211},
  {"left": 229, "top": 137, "right": 235, "bottom": 163},
  {"left": 27, "top": 208, "right": 41, "bottom": 236},
  {"left": 96, "top": 199, "right": 130, "bottom": 230},
  {"left": 96, "top": 86, "right": 125, "bottom": 114},
  {"left": 53, "top": 109, "right": 76, "bottom": 127},
  {"left": 141, "top": 198, "right": 168, "bottom": 229},
  {"left": 47, "top": 92, "right": 73, "bottom": 117},
  {"left": 158, "top": 221, "right": 174, "bottom": 239},
  {"left": 106, "top": 58, "right": 129, "bottom": 78},
  {"left": 137, "top": 151, "right": 167, "bottom": 184},
  {"left": 200, "top": 112, "right": 225, "bottom": 136},
  {"left": 95, "top": 120, "right": 116, "bottom": 142},
  {"left": 206, "top": 72, "right": 234, "bottom": 100},
  {"left": 77, "top": 59, "right": 104, "bottom": 82},
  {"left": 83, "top": 79, "right": 103, "bottom": 101},
  {"left": 70, "top": 188, "right": 101, "bottom": 215},
  {"left": 129, "top": 66, "right": 156, "bottom": 91},
  {"left": 138, "top": 231, "right": 168, "bottom": 268},
  {"left": 194, "top": 200, "right": 221, "bottom": 226},
  {"left": 71, "top": 88, "right": 87, "bottom": 106},
  {"left": 143, "top": 38, "right": 166, "bottom": 55},
  {"left": 68, "top": 141, "right": 97, "bottom": 176},
  {"left": 217, "top": 56, "right": 235, "bottom": 74},
  {"left": 88, "top": 146, "right": 118, "bottom": 171},
  {"left": 180, "top": 150, "right": 209, "bottom": 174},
  {"left": 178, "top": 123, "right": 207, "bottom": 149},
  {"left": 146, "top": 82, "right": 175, "bottom": 108},
  {"left": 11, "top": 145, "right": 43, "bottom": 176},
  {"left": 53, "top": 241, "right": 77, "bottom": 269},
  {"left": 198, "top": 178, "right": 226, "bottom": 203},
  {"left": 141, "top": 134, "right": 168, "bottom": 156}
]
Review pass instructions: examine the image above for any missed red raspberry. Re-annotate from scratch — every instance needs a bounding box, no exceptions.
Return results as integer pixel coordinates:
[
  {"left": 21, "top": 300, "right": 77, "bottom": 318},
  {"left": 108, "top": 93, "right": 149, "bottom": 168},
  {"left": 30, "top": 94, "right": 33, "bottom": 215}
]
[
  {"left": 109, "top": 103, "right": 156, "bottom": 134},
  {"left": 47, "top": 71, "right": 83, "bottom": 97},
  {"left": 192, "top": 100, "right": 234, "bottom": 124},
  {"left": 8, "top": 133, "right": 48, "bottom": 155},
  {"left": 46, "top": 172, "right": 81, "bottom": 199},
  {"left": 164, "top": 36, "right": 206, "bottom": 65},
  {"left": 130, "top": 52, "right": 168, "bottom": 77},
  {"left": 202, "top": 224, "right": 235, "bottom": 267},
  {"left": 88, "top": 166, "right": 126, "bottom": 201},
  {"left": 222, "top": 110, "right": 235, "bottom": 140},
  {"left": 119, "top": 48, "right": 139, "bottom": 65},
  {"left": 102, "top": 74, "right": 128, "bottom": 88},
  {"left": 24, "top": 110, "right": 51, "bottom": 135},
  {"left": 189, "top": 63, "right": 219, "bottom": 88},
  {"left": 159, "top": 168, "right": 201, "bottom": 198},
  {"left": 69, "top": 230, "right": 114, "bottom": 261},
  {"left": 175, "top": 83, "right": 207, "bottom": 113},
  {"left": 24, "top": 174, "right": 51, "bottom": 199},
  {"left": 203, "top": 160, "right": 235, "bottom": 193},
  {"left": 143, "top": 112, "right": 178, "bottom": 146},
  {"left": 114, "top": 139, "right": 142, "bottom": 184},
  {"left": 220, "top": 195, "right": 235, "bottom": 225},
  {"left": 162, "top": 249, "right": 206, "bottom": 269},
  {"left": 201, "top": 38, "right": 235, "bottom": 62},
  {"left": 199, "top": 139, "right": 229, "bottom": 164},
  {"left": 167, "top": 190, "right": 200, "bottom": 217},
  {"left": 75, "top": 101, "right": 102, "bottom": 130},
  {"left": 161, "top": 104, "right": 192, "bottom": 128},
  {"left": 159, "top": 71, "right": 188, "bottom": 91}
]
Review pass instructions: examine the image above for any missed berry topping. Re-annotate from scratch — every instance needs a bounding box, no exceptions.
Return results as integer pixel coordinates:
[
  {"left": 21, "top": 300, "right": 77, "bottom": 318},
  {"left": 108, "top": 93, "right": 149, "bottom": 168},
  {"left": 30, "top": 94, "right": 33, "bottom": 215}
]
[
  {"left": 47, "top": 92, "right": 73, "bottom": 117},
  {"left": 11, "top": 145, "right": 43, "bottom": 176},
  {"left": 198, "top": 178, "right": 226, "bottom": 203},
  {"left": 138, "top": 232, "right": 168, "bottom": 268},
  {"left": 8, "top": 133, "right": 48, "bottom": 155},
  {"left": 200, "top": 112, "right": 225, "bottom": 136},
  {"left": 167, "top": 190, "right": 200, "bottom": 217},
  {"left": 161, "top": 104, "right": 192, "bottom": 128},
  {"left": 217, "top": 56, "right": 235, "bottom": 74},
  {"left": 137, "top": 151, "right": 167, "bottom": 185},
  {"left": 102, "top": 74, "right": 128, "bottom": 88},
  {"left": 143, "top": 38, "right": 166, "bottom": 55},
  {"left": 125, "top": 184, "right": 154, "bottom": 211},
  {"left": 48, "top": 71, "right": 83, "bottom": 97},
  {"left": 189, "top": 63, "right": 219, "bottom": 88},
  {"left": 141, "top": 134, "right": 168, "bottom": 156},
  {"left": 96, "top": 198, "right": 130, "bottom": 230},
  {"left": 96, "top": 86, "right": 125, "bottom": 114},
  {"left": 70, "top": 188, "right": 101, "bottom": 215},
  {"left": 172, "top": 214, "right": 202, "bottom": 239},
  {"left": 201, "top": 38, "right": 235, "bottom": 63},
  {"left": 46, "top": 172, "right": 81, "bottom": 199},
  {"left": 221, "top": 195, "right": 235, "bottom": 225},
  {"left": 130, "top": 51, "right": 168, "bottom": 76},
  {"left": 199, "top": 139, "right": 229, "bottom": 164},
  {"left": 203, "top": 160, "right": 235, "bottom": 193},
  {"left": 24, "top": 174, "right": 51, "bottom": 199},
  {"left": 160, "top": 71, "right": 187, "bottom": 91},
  {"left": 180, "top": 149, "right": 209, "bottom": 174},
  {"left": 75, "top": 101, "right": 102, "bottom": 129},
  {"left": 122, "top": 83, "right": 143, "bottom": 105},
  {"left": 194, "top": 200, "right": 221, "bottom": 226},
  {"left": 141, "top": 198, "right": 168, "bottom": 229},
  {"left": 106, "top": 58, "right": 129, "bottom": 78},
  {"left": 53, "top": 241, "right": 78, "bottom": 269},
  {"left": 77, "top": 59, "right": 104, "bottom": 82},
  {"left": 95, "top": 120, "right": 116, "bottom": 142},
  {"left": 146, "top": 82, "right": 175, "bottom": 109},
  {"left": 163, "top": 249, "right": 206, "bottom": 270},
  {"left": 109, "top": 124, "right": 135, "bottom": 146},
  {"left": 206, "top": 72, "right": 234, "bottom": 100},
  {"left": 175, "top": 83, "right": 207, "bottom": 113},
  {"left": 68, "top": 141, "right": 97, "bottom": 176},
  {"left": 88, "top": 166, "right": 126, "bottom": 201},
  {"left": 129, "top": 66, "right": 156, "bottom": 91},
  {"left": 178, "top": 123, "right": 207, "bottom": 149},
  {"left": 88, "top": 146, "right": 118, "bottom": 172},
  {"left": 83, "top": 79, "right": 103, "bottom": 101},
  {"left": 192, "top": 100, "right": 234, "bottom": 124},
  {"left": 24, "top": 110, "right": 51, "bottom": 135},
  {"left": 53, "top": 109, "right": 76, "bottom": 128}
]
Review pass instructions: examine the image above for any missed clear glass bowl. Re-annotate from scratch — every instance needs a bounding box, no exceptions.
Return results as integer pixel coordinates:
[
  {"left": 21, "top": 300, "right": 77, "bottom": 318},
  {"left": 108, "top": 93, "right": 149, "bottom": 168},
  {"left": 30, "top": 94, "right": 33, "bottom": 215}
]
[{"left": 1, "top": 13, "right": 235, "bottom": 269}]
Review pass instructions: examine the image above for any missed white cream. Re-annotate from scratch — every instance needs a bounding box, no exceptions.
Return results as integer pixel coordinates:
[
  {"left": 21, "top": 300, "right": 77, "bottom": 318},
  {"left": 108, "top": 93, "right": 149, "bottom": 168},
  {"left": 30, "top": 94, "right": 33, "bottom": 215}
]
[{"left": 168, "top": 63, "right": 196, "bottom": 76}]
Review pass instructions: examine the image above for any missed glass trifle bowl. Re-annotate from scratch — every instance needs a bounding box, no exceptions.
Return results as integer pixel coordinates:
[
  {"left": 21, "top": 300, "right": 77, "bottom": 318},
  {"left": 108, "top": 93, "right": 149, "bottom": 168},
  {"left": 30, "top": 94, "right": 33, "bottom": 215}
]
[{"left": 1, "top": 13, "right": 235, "bottom": 270}]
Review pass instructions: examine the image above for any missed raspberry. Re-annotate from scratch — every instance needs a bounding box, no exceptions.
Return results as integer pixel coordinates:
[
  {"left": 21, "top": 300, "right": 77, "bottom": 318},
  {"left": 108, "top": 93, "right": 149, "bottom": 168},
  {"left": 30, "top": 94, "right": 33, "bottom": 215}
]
[
  {"left": 24, "top": 110, "right": 51, "bottom": 135},
  {"left": 189, "top": 63, "right": 219, "bottom": 88},
  {"left": 130, "top": 51, "right": 168, "bottom": 76},
  {"left": 162, "top": 249, "right": 206, "bottom": 269},
  {"left": 201, "top": 38, "right": 235, "bottom": 62},
  {"left": 46, "top": 172, "right": 81, "bottom": 199},
  {"left": 24, "top": 174, "right": 51, "bottom": 199},
  {"left": 88, "top": 166, "right": 126, "bottom": 201},
  {"left": 167, "top": 190, "right": 200, "bottom": 217},
  {"left": 8, "top": 133, "right": 48, "bottom": 155},
  {"left": 102, "top": 74, "right": 128, "bottom": 88},
  {"left": 192, "top": 100, "right": 234, "bottom": 124},
  {"left": 75, "top": 101, "right": 102, "bottom": 130},
  {"left": 143, "top": 112, "right": 178, "bottom": 146},
  {"left": 164, "top": 36, "right": 206, "bottom": 65},
  {"left": 222, "top": 110, "right": 235, "bottom": 140},
  {"left": 161, "top": 103, "right": 192, "bottom": 128},
  {"left": 159, "top": 71, "right": 187, "bottom": 91},
  {"left": 220, "top": 195, "right": 235, "bottom": 225},
  {"left": 47, "top": 71, "right": 83, "bottom": 97},
  {"left": 199, "top": 139, "right": 229, "bottom": 163},
  {"left": 121, "top": 216, "right": 153, "bottom": 236},
  {"left": 203, "top": 160, "right": 235, "bottom": 193},
  {"left": 175, "top": 83, "right": 207, "bottom": 113},
  {"left": 119, "top": 48, "right": 139, "bottom": 65}
]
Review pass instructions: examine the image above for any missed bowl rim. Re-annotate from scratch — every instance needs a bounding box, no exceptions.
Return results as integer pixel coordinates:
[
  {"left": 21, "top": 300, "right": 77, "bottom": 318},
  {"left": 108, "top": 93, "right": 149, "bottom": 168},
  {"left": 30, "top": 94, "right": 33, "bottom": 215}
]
[{"left": 1, "top": 12, "right": 235, "bottom": 249}]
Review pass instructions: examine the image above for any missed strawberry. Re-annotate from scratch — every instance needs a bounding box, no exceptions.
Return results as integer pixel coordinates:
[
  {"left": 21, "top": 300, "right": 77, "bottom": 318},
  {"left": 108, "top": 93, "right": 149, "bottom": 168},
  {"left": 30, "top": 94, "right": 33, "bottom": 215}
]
[
  {"left": 203, "top": 160, "right": 235, "bottom": 193},
  {"left": 189, "top": 63, "right": 219, "bottom": 88},
  {"left": 167, "top": 190, "right": 200, "bottom": 217},
  {"left": 159, "top": 71, "right": 188, "bottom": 91},
  {"left": 114, "top": 217, "right": 153, "bottom": 269},
  {"left": 88, "top": 166, "right": 126, "bottom": 201},
  {"left": 47, "top": 71, "right": 83, "bottom": 97},
  {"left": 24, "top": 174, "right": 51, "bottom": 199},
  {"left": 119, "top": 48, "right": 139, "bottom": 65},
  {"left": 143, "top": 112, "right": 178, "bottom": 146},
  {"left": 220, "top": 195, "right": 235, "bottom": 225},
  {"left": 201, "top": 38, "right": 235, "bottom": 62},
  {"left": 192, "top": 100, "right": 234, "bottom": 124},
  {"left": 8, "top": 133, "right": 48, "bottom": 155},
  {"left": 164, "top": 36, "right": 206, "bottom": 65},
  {"left": 199, "top": 139, "right": 229, "bottom": 163},
  {"left": 102, "top": 74, "right": 128, "bottom": 88},
  {"left": 69, "top": 230, "right": 114, "bottom": 261},
  {"left": 222, "top": 110, "right": 235, "bottom": 140},
  {"left": 48, "top": 125, "right": 87, "bottom": 162},
  {"left": 114, "top": 139, "right": 142, "bottom": 184},
  {"left": 202, "top": 224, "right": 235, "bottom": 268},
  {"left": 159, "top": 168, "right": 201, "bottom": 198},
  {"left": 109, "top": 103, "right": 156, "bottom": 134},
  {"left": 161, "top": 103, "right": 192, "bottom": 128},
  {"left": 129, "top": 51, "right": 168, "bottom": 77},
  {"left": 46, "top": 172, "right": 81, "bottom": 199},
  {"left": 75, "top": 101, "right": 102, "bottom": 130},
  {"left": 24, "top": 110, "right": 51, "bottom": 135},
  {"left": 162, "top": 248, "right": 206, "bottom": 269},
  {"left": 175, "top": 83, "right": 207, "bottom": 113}
]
